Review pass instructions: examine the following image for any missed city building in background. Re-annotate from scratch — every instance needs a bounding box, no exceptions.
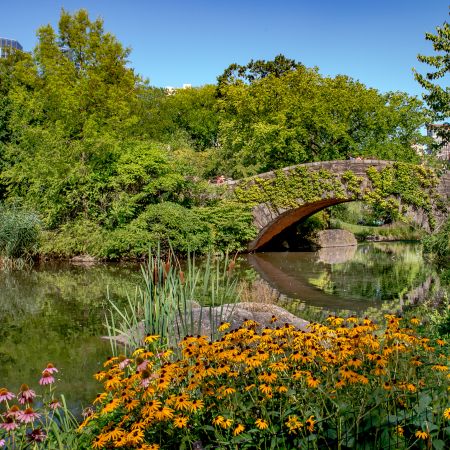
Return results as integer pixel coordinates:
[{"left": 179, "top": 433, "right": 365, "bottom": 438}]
[
  {"left": 427, "top": 123, "right": 450, "bottom": 161},
  {"left": 0, "top": 38, "right": 23, "bottom": 58},
  {"left": 164, "top": 83, "right": 192, "bottom": 95}
]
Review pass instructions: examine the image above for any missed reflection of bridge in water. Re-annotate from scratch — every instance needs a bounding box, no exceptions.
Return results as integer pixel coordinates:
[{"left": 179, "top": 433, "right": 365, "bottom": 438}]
[
  {"left": 248, "top": 252, "right": 371, "bottom": 312},
  {"left": 246, "top": 243, "right": 435, "bottom": 313}
]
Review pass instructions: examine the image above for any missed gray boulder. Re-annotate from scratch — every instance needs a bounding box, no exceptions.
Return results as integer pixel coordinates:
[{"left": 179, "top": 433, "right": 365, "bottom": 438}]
[
  {"left": 310, "top": 229, "right": 357, "bottom": 248},
  {"left": 106, "top": 302, "right": 309, "bottom": 347}
]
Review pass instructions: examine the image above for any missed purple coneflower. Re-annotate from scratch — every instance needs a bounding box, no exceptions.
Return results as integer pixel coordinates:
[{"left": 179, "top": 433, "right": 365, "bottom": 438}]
[
  {"left": 43, "top": 363, "right": 58, "bottom": 374},
  {"left": 0, "top": 417, "right": 19, "bottom": 431},
  {"left": 140, "top": 369, "right": 152, "bottom": 388},
  {"left": 27, "top": 428, "right": 47, "bottom": 443},
  {"left": 0, "top": 388, "right": 15, "bottom": 402},
  {"left": 5, "top": 405, "right": 21, "bottom": 419},
  {"left": 118, "top": 357, "right": 131, "bottom": 369},
  {"left": 18, "top": 407, "right": 40, "bottom": 424},
  {"left": 0, "top": 438, "right": 5, "bottom": 447},
  {"left": 137, "top": 359, "right": 149, "bottom": 372},
  {"left": 49, "top": 399, "right": 61, "bottom": 410},
  {"left": 39, "top": 370, "right": 55, "bottom": 386},
  {"left": 18, "top": 384, "right": 36, "bottom": 405}
]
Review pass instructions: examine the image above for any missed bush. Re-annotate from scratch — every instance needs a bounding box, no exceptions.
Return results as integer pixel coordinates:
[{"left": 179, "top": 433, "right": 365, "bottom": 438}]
[
  {"left": 40, "top": 202, "right": 256, "bottom": 259},
  {"left": 79, "top": 315, "right": 450, "bottom": 449},
  {"left": 0, "top": 205, "right": 41, "bottom": 258},
  {"left": 423, "top": 218, "right": 450, "bottom": 263}
]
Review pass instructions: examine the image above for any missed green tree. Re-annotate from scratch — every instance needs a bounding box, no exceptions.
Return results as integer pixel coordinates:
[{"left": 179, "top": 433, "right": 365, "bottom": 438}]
[
  {"left": 414, "top": 9, "right": 450, "bottom": 127},
  {"left": 0, "top": 9, "right": 145, "bottom": 226},
  {"left": 139, "top": 84, "right": 219, "bottom": 151},
  {"left": 217, "top": 54, "right": 302, "bottom": 90},
  {"left": 215, "top": 57, "right": 428, "bottom": 177}
]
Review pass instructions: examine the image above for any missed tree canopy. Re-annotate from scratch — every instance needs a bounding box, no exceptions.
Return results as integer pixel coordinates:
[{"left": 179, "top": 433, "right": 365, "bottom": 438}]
[{"left": 215, "top": 60, "right": 428, "bottom": 177}]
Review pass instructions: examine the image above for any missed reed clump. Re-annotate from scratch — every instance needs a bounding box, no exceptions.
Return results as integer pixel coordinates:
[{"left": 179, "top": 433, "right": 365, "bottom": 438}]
[
  {"left": 105, "top": 247, "right": 240, "bottom": 352},
  {"left": 0, "top": 204, "right": 41, "bottom": 261}
]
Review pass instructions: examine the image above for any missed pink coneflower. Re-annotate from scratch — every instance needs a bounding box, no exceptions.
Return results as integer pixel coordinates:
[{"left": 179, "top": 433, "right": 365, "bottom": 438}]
[
  {"left": 0, "top": 388, "right": 15, "bottom": 402},
  {"left": 136, "top": 358, "right": 148, "bottom": 372},
  {"left": 49, "top": 399, "right": 61, "bottom": 410},
  {"left": 118, "top": 356, "right": 131, "bottom": 369},
  {"left": 140, "top": 369, "right": 153, "bottom": 388},
  {"left": 0, "top": 438, "right": 5, "bottom": 447},
  {"left": 18, "top": 407, "right": 40, "bottom": 424},
  {"left": 39, "top": 370, "right": 55, "bottom": 386},
  {"left": 18, "top": 384, "right": 36, "bottom": 404},
  {"left": 5, "top": 405, "right": 21, "bottom": 419},
  {"left": 43, "top": 363, "right": 58, "bottom": 374},
  {"left": 27, "top": 428, "right": 47, "bottom": 443},
  {"left": 81, "top": 406, "right": 94, "bottom": 418},
  {"left": 0, "top": 417, "right": 19, "bottom": 431}
]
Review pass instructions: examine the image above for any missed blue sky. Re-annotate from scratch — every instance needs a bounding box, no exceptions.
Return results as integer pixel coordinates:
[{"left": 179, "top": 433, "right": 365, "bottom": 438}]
[{"left": 1, "top": 0, "right": 449, "bottom": 96}]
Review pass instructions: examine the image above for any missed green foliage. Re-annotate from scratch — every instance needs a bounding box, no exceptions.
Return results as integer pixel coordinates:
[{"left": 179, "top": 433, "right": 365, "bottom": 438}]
[
  {"left": 41, "top": 202, "right": 256, "bottom": 259},
  {"left": 0, "top": 12, "right": 441, "bottom": 259},
  {"left": 217, "top": 53, "right": 302, "bottom": 88},
  {"left": 234, "top": 167, "right": 346, "bottom": 208},
  {"left": 216, "top": 56, "right": 427, "bottom": 177},
  {"left": 138, "top": 85, "right": 219, "bottom": 151},
  {"left": 423, "top": 218, "right": 450, "bottom": 262},
  {"left": 414, "top": 11, "right": 450, "bottom": 124},
  {"left": 0, "top": 204, "right": 41, "bottom": 258},
  {"left": 331, "top": 219, "right": 425, "bottom": 241}
]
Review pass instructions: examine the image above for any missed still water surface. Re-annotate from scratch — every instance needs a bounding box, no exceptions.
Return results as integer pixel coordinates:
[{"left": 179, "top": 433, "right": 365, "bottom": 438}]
[{"left": 0, "top": 242, "right": 437, "bottom": 413}]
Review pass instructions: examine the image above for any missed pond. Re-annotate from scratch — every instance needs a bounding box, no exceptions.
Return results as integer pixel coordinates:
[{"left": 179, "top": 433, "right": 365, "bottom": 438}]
[{"left": 0, "top": 242, "right": 441, "bottom": 414}]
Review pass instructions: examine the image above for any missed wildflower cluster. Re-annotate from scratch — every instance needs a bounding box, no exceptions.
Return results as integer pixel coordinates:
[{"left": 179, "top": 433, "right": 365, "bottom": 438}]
[
  {"left": 80, "top": 315, "right": 450, "bottom": 449},
  {"left": 0, "top": 364, "right": 76, "bottom": 449}
]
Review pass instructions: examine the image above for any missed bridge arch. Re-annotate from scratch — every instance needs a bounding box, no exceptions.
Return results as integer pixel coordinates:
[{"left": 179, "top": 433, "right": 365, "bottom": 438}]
[{"left": 230, "top": 160, "right": 449, "bottom": 252}]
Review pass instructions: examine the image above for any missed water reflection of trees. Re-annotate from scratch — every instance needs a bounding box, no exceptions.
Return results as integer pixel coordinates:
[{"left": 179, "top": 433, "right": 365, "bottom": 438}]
[
  {"left": 247, "top": 243, "right": 439, "bottom": 314},
  {"left": 0, "top": 262, "right": 142, "bottom": 415}
]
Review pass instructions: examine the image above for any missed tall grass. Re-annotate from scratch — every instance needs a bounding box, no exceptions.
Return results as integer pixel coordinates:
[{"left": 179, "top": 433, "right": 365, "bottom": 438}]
[
  {"left": 105, "top": 247, "right": 240, "bottom": 353},
  {"left": 0, "top": 204, "right": 41, "bottom": 260}
]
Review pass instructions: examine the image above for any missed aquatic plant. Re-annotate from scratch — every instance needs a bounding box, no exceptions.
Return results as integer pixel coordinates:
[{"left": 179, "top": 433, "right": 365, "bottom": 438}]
[
  {"left": 0, "top": 204, "right": 40, "bottom": 260},
  {"left": 105, "top": 247, "right": 240, "bottom": 352},
  {"left": 80, "top": 315, "right": 450, "bottom": 449}
]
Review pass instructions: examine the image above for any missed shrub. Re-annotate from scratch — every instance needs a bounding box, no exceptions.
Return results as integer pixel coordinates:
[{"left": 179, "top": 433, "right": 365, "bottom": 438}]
[
  {"left": 79, "top": 315, "right": 450, "bottom": 449},
  {"left": 423, "top": 218, "right": 450, "bottom": 263},
  {"left": 0, "top": 205, "right": 41, "bottom": 258}
]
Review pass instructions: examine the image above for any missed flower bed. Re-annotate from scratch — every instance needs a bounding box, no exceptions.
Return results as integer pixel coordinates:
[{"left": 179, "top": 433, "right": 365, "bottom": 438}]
[{"left": 79, "top": 315, "right": 450, "bottom": 449}]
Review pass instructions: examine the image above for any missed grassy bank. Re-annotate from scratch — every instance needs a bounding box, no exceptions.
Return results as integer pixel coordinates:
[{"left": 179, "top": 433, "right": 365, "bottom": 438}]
[{"left": 330, "top": 218, "right": 425, "bottom": 242}]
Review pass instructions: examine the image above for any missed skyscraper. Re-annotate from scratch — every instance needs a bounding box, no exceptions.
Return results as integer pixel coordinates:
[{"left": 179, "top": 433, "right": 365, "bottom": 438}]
[{"left": 0, "top": 38, "right": 23, "bottom": 58}]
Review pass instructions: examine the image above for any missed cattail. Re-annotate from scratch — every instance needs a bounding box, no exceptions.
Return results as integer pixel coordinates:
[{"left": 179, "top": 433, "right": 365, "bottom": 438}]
[
  {"left": 179, "top": 270, "right": 185, "bottom": 285},
  {"left": 164, "top": 260, "right": 171, "bottom": 275}
]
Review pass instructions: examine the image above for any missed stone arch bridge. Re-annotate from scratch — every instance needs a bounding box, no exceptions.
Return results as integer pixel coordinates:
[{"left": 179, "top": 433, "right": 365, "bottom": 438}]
[{"left": 228, "top": 160, "right": 449, "bottom": 251}]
